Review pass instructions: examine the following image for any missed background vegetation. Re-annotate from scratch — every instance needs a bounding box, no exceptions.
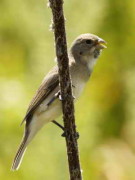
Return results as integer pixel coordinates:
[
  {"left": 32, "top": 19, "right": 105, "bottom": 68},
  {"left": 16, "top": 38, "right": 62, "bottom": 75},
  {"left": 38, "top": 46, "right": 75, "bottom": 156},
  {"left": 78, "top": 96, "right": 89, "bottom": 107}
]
[{"left": 0, "top": 0, "right": 135, "bottom": 179}]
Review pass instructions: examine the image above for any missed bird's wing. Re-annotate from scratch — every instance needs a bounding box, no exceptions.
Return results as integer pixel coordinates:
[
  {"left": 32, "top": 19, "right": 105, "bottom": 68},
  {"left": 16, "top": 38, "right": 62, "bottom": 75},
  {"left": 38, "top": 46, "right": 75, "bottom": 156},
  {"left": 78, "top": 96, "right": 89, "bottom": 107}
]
[{"left": 21, "top": 66, "right": 59, "bottom": 125}]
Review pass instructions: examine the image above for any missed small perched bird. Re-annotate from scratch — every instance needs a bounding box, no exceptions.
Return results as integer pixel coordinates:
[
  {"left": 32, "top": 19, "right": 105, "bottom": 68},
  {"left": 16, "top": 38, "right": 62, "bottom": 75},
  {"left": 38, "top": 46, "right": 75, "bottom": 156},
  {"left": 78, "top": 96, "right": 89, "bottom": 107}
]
[{"left": 11, "top": 33, "right": 106, "bottom": 170}]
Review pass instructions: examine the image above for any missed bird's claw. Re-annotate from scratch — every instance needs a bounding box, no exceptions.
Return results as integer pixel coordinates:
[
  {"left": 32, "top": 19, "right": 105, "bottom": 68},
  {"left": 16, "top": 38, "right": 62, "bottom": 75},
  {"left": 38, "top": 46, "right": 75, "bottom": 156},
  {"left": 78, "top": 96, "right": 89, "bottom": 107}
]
[
  {"left": 55, "top": 91, "right": 63, "bottom": 101},
  {"left": 61, "top": 131, "right": 79, "bottom": 139}
]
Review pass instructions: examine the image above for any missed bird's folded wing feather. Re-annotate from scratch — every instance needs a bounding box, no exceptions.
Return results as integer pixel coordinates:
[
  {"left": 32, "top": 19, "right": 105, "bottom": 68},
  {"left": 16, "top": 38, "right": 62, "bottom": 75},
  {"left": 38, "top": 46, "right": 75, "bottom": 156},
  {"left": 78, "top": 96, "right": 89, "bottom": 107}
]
[{"left": 21, "top": 66, "right": 59, "bottom": 125}]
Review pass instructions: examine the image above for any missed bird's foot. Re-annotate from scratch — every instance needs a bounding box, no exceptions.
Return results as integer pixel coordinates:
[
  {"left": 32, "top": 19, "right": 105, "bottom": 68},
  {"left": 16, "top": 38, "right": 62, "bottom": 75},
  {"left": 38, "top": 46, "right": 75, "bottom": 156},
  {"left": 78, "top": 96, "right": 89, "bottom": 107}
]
[
  {"left": 47, "top": 91, "right": 61, "bottom": 107},
  {"left": 61, "top": 131, "right": 79, "bottom": 139},
  {"left": 52, "top": 120, "right": 79, "bottom": 139},
  {"left": 55, "top": 91, "right": 63, "bottom": 101}
]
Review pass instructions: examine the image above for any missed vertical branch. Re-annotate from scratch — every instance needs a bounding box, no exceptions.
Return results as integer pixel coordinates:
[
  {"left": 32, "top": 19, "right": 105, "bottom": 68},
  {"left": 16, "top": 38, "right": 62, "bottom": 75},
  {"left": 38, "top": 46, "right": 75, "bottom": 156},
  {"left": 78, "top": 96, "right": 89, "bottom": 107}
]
[{"left": 49, "top": 0, "right": 82, "bottom": 179}]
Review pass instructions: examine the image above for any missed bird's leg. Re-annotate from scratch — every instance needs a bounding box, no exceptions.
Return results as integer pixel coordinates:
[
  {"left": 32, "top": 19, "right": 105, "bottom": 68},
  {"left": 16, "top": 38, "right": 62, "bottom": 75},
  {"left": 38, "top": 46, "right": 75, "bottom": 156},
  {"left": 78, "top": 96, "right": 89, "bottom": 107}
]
[
  {"left": 52, "top": 120, "right": 79, "bottom": 139},
  {"left": 48, "top": 87, "right": 75, "bottom": 106},
  {"left": 51, "top": 85, "right": 77, "bottom": 138},
  {"left": 52, "top": 120, "right": 68, "bottom": 137},
  {"left": 58, "top": 85, "right": 76, "bottom": 101},
  {"left": 47, "top": 91, "right": 61, "bottom": 106},
  {"left": 52, "top": 120, "right": 65, "bottom": 131}
]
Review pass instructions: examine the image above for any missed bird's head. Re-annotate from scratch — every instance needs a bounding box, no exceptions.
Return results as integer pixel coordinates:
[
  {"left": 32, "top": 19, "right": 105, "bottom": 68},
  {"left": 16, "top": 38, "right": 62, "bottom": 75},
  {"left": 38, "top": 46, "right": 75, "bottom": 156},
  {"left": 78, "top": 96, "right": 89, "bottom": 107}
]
[{"left": 70, "top": 33, "right": 107, "bottom": 69}]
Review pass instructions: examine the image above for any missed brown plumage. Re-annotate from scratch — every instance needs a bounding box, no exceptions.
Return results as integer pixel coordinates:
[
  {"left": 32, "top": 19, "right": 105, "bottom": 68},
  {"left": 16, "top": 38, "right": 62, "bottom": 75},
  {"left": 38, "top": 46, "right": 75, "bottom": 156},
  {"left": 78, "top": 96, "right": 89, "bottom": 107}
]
[{"left": 22, "top": 66, "right": 59, "bottom": 125}]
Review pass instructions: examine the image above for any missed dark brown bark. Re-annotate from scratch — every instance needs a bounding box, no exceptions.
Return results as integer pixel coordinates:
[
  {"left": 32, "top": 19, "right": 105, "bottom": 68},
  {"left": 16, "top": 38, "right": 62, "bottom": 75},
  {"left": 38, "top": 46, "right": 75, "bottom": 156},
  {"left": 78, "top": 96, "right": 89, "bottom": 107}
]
[{"left": 49, "top": 0, "right": 82, "bottom": 179}]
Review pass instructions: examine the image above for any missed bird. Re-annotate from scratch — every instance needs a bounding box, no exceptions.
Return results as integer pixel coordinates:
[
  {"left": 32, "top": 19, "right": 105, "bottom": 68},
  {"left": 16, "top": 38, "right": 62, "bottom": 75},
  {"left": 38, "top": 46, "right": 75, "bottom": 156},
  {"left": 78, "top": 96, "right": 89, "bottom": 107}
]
[{"left": 11, "top": 33, "right": 107, "bottom": 170}]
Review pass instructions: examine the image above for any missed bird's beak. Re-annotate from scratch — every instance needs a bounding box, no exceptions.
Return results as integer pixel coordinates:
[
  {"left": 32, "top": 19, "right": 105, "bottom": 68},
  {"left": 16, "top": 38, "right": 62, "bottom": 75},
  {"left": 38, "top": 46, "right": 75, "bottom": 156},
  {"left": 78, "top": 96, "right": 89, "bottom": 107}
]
[{"left": 95, "top": 38, "right": 107, "bottom": 49}]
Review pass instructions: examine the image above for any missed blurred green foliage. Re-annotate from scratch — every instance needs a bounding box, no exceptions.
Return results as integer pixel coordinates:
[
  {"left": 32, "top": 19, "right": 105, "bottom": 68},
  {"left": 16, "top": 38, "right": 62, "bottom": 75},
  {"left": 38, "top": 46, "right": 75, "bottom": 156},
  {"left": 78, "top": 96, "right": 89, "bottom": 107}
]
[{"left": 0, "top": 0, "right": 135, "bottom": 179}]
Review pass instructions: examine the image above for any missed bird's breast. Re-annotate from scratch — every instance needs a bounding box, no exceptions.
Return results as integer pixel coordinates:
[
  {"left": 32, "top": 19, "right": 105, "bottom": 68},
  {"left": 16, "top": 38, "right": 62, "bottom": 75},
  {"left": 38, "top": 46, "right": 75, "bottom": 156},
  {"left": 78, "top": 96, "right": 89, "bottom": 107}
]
[
  {"left": 70, "top": 63, "right": 90, "bottom": 99},
  {"left": 72, "top": 78, "right": 86, "bottom": 99}
]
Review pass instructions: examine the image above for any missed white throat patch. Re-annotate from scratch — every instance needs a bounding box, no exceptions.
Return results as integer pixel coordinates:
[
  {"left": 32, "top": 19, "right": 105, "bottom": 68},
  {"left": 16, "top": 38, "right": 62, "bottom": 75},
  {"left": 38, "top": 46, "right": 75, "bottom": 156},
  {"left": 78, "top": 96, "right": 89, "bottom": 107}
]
[{"left": 88, "top": 57, "right": 98, "bottom": 70}]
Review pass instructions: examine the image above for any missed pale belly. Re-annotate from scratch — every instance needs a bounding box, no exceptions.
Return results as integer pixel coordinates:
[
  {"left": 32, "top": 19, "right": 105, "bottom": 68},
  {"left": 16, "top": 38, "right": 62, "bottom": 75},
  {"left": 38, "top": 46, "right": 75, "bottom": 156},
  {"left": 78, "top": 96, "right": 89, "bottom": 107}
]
[{"left": 28, "top": 79, "right": 86, "bottom": 141}]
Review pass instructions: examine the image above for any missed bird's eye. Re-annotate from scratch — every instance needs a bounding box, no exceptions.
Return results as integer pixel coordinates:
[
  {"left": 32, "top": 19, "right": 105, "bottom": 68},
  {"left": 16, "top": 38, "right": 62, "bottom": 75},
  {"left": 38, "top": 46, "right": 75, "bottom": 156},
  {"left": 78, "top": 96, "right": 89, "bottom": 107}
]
[{"left": 86, "top": 40, "right": 93, "bottom": 44}]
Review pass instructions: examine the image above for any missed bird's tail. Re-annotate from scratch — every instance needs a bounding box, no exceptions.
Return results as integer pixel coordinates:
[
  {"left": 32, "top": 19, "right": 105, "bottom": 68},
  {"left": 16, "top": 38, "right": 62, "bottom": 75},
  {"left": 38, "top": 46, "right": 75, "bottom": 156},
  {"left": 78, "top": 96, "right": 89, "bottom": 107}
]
[{"left": 11, "top": 131, "right": 29, "bottom": 171}]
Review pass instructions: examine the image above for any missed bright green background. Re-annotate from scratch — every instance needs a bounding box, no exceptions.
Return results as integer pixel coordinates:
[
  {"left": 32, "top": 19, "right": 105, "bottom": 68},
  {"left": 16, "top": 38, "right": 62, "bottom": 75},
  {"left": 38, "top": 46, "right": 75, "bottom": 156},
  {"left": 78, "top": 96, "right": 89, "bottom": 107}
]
[{"left": 0, "top": 0, "right": 135, "bottom": 179}]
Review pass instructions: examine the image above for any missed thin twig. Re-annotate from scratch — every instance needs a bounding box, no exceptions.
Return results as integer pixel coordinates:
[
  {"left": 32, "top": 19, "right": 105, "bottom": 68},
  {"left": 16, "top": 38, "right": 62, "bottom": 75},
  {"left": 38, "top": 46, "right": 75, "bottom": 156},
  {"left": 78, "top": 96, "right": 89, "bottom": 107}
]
[{"left": 49, "top": 0, "right": 82, "bottom": 179}]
